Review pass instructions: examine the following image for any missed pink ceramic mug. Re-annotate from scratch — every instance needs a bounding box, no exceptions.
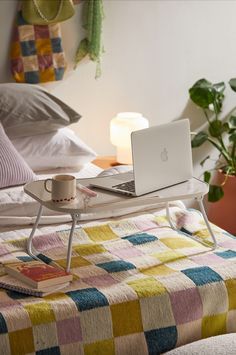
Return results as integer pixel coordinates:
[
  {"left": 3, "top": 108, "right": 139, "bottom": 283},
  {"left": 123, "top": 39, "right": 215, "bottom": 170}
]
[{"left": 44, "top": 175, "right": 76, "bottom": 204}]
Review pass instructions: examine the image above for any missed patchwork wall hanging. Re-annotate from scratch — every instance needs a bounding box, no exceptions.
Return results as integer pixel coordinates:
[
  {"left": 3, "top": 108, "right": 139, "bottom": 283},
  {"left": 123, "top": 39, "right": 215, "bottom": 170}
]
[{"left": 10, "top": 11, "right": 67, "bottom": 84}]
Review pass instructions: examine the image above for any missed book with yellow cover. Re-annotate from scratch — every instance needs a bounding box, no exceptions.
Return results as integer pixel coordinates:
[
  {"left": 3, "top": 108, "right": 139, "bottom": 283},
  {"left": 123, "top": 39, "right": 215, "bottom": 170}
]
[{"left": 5, "top": 261, "right": 72, "bottom": 289}]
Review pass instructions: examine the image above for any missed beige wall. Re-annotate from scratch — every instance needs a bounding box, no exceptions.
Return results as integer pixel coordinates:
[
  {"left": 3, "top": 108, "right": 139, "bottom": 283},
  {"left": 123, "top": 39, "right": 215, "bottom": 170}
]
[{"left": 1, "top": 0, "right": 236, "bottom": 177}]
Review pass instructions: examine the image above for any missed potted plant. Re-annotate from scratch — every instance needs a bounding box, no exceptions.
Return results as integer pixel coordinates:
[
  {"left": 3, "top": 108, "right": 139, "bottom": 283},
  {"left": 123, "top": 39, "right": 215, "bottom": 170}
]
[{"left": 189, "top": 78, "right": 236, "bottom": 234}]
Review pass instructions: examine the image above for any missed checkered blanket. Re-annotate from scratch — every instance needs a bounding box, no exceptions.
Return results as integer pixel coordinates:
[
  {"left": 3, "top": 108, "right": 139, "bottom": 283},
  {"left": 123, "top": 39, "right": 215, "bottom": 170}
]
[{"left": 0, "top": 207, "right": 235, "bottom": 354}]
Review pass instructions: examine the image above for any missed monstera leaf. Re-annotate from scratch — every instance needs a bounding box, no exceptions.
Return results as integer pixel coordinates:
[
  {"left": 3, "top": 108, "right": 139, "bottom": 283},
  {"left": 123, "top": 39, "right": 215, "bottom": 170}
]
[
  {"left": 208, "top": 185, "right": 224, "bottom": 202},
  {"left": 191, "top": 131, "right": 208, "bottom": 147},
  {"left": 189, "top": 79, "right": 225, "bottom": 113}
]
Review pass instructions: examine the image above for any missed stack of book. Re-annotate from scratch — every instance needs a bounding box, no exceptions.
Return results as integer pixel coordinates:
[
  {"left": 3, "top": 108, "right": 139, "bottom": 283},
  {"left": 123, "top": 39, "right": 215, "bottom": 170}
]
[{"left": 1, "top": 260, "right": 73, "bottom": 297}]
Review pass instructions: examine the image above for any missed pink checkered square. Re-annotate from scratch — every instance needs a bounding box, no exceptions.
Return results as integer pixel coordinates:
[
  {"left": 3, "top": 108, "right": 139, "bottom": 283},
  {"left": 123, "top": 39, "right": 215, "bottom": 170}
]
[{"left": 170, "top": 287, "right": 203, "bottom": 324}]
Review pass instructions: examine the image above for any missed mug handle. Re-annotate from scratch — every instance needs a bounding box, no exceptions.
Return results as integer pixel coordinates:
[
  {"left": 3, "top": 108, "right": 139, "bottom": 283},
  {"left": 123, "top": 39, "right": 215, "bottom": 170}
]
[{"left": 44, "top": 178, "right": 52, "bottom": 193}]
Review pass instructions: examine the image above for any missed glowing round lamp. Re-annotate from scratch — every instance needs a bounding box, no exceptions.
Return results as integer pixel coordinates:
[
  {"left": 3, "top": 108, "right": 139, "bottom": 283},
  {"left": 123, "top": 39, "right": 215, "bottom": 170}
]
[{"left": 110, "top": 112, "right": 149, "bottom": 164}]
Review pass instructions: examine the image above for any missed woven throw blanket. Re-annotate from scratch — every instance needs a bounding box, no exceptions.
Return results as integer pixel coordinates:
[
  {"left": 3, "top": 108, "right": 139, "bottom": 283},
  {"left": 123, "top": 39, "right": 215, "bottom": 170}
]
[{"left": 0, "top": 207, "right": 236, "bottom": 354}]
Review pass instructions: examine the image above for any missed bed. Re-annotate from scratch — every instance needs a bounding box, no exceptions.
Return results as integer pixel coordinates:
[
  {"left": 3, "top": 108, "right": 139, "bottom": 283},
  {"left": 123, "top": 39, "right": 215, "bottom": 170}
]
[
  {"left": 0, "top": 83, "right": 235, "bottom": 355},
  {"left": 0, "top": 167, "right": 236, "bottom": 354}
]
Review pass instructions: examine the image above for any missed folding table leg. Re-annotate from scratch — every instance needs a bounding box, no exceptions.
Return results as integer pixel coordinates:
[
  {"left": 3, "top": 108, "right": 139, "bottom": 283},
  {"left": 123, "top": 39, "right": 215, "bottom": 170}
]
[
  {"left": 197, "top": 197, "right": 217, "bottom": 250},
  {"left": 27, "top": 204, "right": 43, "bottom": 260},
  {"left": 166, "top": 198, "right": 217, "bottom": 252},
  {"left": 66, "top": 213, "right": 80, "bottom": 273}
]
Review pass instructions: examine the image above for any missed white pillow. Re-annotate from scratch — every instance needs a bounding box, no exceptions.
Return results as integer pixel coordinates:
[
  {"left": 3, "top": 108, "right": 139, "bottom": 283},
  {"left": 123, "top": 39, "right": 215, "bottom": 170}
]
[{"left": 11, "top": 128, "right": 97, "bottom": 171}]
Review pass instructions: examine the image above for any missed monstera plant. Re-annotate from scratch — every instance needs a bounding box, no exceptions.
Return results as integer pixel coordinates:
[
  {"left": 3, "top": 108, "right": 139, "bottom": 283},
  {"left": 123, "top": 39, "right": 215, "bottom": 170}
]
[{"left": 189, "top": 78, "right": 236, "bottom": 202}]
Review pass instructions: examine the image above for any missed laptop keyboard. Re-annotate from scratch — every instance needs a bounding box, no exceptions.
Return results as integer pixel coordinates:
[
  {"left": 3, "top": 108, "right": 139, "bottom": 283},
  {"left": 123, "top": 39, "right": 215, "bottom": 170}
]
[{"left": 113, "top": 180, "right": 135, "bottom": 193}]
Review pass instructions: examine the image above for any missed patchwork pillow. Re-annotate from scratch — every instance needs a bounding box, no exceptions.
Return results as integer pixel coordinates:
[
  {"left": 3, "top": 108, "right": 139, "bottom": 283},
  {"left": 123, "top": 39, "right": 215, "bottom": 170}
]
[
  {"left": 0, "top": 123, "right": 36, "bottom": 189},
  {"left": 12, "top": 128, "right": 97, "bottom": 171},
  {"left": 0, "top": 83, "right": 81, "bottom": 138}
]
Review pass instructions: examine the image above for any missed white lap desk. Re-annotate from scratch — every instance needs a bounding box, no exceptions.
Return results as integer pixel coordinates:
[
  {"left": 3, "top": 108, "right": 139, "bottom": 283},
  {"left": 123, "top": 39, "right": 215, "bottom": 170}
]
[{"left": 24, "top": 177, "right": 217, "bottom": 272}]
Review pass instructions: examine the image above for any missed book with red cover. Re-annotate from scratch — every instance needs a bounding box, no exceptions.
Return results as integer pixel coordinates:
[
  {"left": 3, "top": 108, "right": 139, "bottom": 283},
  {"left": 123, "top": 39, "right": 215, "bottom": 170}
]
[{"left": 5, "top": 261, "right": 72, "bottom": 289}]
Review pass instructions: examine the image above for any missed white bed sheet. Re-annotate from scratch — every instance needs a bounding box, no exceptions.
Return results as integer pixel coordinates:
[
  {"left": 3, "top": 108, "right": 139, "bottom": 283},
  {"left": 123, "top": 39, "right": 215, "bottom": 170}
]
[
  {"left": 0, "top": 162, "right": 185, "bottom": 229},
  {"left": 0, "top": 163, "right": 102, "bottom": 227}
]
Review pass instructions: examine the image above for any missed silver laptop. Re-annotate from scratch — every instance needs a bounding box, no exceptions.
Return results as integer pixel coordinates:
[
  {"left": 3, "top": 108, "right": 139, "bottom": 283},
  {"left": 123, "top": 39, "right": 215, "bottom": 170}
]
[{"left": 90, "top": 119, "right": 193, "bottom": 196}]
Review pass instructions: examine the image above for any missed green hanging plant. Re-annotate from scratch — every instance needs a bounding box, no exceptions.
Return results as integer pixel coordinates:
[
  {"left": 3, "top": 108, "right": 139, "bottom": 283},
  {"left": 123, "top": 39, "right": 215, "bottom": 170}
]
[{"left": 189, "top": 78, "right": 236, "bottom": 202}]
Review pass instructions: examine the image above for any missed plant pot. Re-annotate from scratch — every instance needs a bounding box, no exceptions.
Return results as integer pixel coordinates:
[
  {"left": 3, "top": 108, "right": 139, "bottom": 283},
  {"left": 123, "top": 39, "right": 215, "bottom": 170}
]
[{"left": 206, "top": 170, "right": 236, "bottom": 235}]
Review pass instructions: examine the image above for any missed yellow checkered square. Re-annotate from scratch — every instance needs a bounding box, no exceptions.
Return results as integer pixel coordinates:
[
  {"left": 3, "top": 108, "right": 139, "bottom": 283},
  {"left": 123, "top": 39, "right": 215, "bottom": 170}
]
[
  {"left": 84, "top": 339, "right": 115, "bottom": 355},
  {"left": 111, "top": 300, "right": 143, "bottom": 336},
  {"left": 127, "top": 277, "right": 166, "bottom": 297},
  {"left": 161, "top": 237, "right": 199, "bottom": 249},
  {"left": 56, "top": 256, "right": 91, "bottom": 268},
  {"left": 141, "top": 264, "right": 175, "bottom": 276},
  {"left": 84, "top": 225, "right": 118, "bottom": 242},
  {"left": 73, "top": 244, "right": 106, "bottom": 256},
  {"left": 154, "top": 215, "right": 168, "bottom": 226},
  {"left": 24, "top": 302, "right": 55, "bottom": 325},
  {"left": 152, "top": 250, "right": 185, "bottom": 263},
  {"left": 202, "top": 313, "right": 227, "bottom": 338},
  {"left": 9, "top": 328, "right": 34, "bottom": 355},
  {"left": 225, "top": 279, "right": 236, "bottom": 310}
]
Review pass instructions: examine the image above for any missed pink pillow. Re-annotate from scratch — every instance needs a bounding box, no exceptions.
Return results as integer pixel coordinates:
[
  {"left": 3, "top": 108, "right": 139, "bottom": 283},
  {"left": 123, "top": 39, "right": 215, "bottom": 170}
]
[{"left": 0, "top": 123, "right": 36, "bottom": 188}]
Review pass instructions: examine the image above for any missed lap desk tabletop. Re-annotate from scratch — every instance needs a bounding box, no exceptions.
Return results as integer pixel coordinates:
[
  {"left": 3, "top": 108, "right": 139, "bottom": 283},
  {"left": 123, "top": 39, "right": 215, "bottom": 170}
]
[
  {"left": 24, "top": 177, "right": 217, "bottom": 273},
  {"left": 24, "top": 177, "right": 209, "bottom": 214}
]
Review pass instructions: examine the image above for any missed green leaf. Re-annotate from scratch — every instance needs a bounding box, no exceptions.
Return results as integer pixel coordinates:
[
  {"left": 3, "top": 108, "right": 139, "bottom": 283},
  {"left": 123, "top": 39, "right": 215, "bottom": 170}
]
[
  {"left": 204, "top": 171, "right": 211, "bottom": 183},
  {"left": 189, "top": 79, "right": 225, "bottom": 114},
  {"left": 214, "top": 93, "right": 224, "bottom": 114},
  {"left": 226, "top": 166, "right": 236, "bottom": 175},
  {"left": 200, "top": 155, "right": 210, "bottom": 167},
  {"left": 208, "top": 185, "right": 224, "bottom": 202},
  {"left": 191, "top": 131, "right": 208, "bottom": 148},
  {"left": 229, "top": 128, "right": 236, "bottom": 134},
  {"left": 229, "top": 78, "right": 236, "bottom": 92},
  {"left": 208, "top": 120, "right": 223, "bottom": 138},
  {"left": 229, "top": 132, "right": 236, "bottom": 143},
  {"left": 189, "top": 79, "right": 215, "bottom": 109},
  {"left": 222, "top": 122, "right": 230, "bottom": 132},
  {"left": 213, "top": 82, "right": 225, "bottom": 93},
  {"left": 229, "top": 115, "right": 236, "bottom": 128}
]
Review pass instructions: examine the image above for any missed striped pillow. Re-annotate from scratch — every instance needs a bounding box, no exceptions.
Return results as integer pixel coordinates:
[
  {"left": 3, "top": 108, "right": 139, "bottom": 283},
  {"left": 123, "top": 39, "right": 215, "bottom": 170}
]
[{"left": 0, "top": 123, "right": 36, "bottom": 189}]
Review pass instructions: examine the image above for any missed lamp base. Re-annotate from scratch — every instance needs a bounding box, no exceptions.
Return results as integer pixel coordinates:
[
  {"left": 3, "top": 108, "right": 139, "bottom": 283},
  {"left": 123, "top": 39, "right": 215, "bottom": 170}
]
[{"left": 116, "top": 147, "right": 133, "bottom": 165}]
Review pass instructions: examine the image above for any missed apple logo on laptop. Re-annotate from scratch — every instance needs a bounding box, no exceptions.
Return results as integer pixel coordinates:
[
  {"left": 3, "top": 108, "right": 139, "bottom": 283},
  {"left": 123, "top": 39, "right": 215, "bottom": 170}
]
[{"left": 160, "top": 148, "right": 168, "bottom": 162}]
